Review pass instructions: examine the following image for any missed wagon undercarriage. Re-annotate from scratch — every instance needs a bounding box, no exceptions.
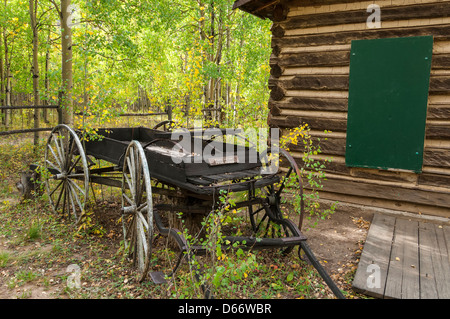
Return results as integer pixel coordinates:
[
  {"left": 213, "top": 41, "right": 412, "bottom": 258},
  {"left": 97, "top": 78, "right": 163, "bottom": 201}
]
[{"left": 34, "top": 124, "right": 345, "bottom": 299}]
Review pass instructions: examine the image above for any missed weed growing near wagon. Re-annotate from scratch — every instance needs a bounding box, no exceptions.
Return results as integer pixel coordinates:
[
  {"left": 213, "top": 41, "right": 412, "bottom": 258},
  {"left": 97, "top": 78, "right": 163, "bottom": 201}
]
[
  {"left": 279, "top": 124, "right": 337, "bottom": 227},
  {"left": 169, "top": 190, "right": 259, "bottom": 298}
]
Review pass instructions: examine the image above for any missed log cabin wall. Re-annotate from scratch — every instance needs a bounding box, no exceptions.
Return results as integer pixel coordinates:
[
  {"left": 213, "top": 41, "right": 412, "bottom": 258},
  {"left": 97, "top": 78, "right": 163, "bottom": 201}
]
[{"left": 265, "top": 0, "right": 450, "bottom": 218}]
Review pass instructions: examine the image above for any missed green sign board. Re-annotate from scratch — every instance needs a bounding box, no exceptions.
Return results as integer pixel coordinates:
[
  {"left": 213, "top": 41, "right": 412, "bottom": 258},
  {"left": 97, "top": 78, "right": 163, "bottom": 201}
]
[{"left": 346, "top": 36, "right": 433, "bottom": 173}]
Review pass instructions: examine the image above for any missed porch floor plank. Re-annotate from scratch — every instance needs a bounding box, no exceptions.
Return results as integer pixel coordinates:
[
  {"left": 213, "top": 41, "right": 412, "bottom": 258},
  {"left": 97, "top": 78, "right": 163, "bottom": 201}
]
[{"left": 352, "top": 214, "right": 449, "bottom": 299}]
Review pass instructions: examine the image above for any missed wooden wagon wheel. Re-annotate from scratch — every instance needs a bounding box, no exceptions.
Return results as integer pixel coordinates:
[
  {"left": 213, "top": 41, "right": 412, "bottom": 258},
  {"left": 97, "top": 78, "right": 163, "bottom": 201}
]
[
  {"left": 247, "top": 148, "right": 305, "bottom": 254},
  {"left": 44, "top": 124, "right": 89, "bottom": 224},
  {"left": 121, "top": 140, "right": 154, "bottom": 282}
]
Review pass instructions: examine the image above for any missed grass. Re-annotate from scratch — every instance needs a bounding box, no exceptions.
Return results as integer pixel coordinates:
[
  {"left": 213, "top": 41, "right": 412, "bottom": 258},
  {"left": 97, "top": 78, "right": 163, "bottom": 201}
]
[
  {"left": 0, "top": 251, "right": 11, "bottom": 267},
  {"left": 0, "top": 135, "right": 362, "bottom": 300}
]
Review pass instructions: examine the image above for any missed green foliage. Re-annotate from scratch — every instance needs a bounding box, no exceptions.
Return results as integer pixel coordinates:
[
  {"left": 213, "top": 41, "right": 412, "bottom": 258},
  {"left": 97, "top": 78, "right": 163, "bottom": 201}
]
[
  {"left": 173, "top": 190, "right": 258, "bottom": 298},
  {"left": 1, "top": 0, "right": 271, "bottom": 132},
  {"left": 279, "top": 124, "right": 337, "bottom": 226}
]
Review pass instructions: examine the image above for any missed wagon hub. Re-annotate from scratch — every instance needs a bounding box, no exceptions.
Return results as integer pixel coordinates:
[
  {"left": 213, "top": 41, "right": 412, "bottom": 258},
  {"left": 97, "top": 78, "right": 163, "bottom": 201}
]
[
  {"left": 122, "top": 205, "right": 137, "bottom": 214},
  {"left": 267, "top": 193, "right": 278, "bottom": 206},
  {"left": 53, "top": 173, "right": 67, "bottom": 180}
]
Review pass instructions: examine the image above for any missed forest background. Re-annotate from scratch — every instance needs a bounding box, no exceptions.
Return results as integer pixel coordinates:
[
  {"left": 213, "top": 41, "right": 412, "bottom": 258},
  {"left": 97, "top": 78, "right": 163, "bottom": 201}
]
[{"left": 0, "top": 0, "right": 272, "bottom": 133}]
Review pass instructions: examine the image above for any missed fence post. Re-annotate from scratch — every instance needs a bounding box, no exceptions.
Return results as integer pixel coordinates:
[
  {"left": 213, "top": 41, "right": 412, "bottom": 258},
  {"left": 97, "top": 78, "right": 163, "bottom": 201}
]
[{"left": 167, "top": 100, "right": 172, "bottom": 121}]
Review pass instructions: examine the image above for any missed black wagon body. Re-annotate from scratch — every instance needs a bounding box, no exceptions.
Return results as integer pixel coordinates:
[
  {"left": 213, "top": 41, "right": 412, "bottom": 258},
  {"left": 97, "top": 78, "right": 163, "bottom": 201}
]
[{"left": 83, "top": 126, "right": 277, "bottom": 195}]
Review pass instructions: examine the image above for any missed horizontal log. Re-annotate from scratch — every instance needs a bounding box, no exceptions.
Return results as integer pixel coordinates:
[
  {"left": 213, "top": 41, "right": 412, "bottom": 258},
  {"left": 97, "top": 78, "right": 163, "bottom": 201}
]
[
  {"left": 285, "top": 17, "right": 450, "bottom": 37},
  {"left": 349, "top": 167, "right": 418, "bottom": 184},
  {"left": 423, "top": 148, "right": 450, "bottom": 168},
  {"left": 271, "top": 52, "right": 450, "bottom": 69},
  {"left": 291, "top": 155, "right": 351, "bottom": 175},
  {"left": 271, "top": 98, "right": 450, "bottom": 124},
  {"left": 270, "top": 64, "right": 284, "bottom": 78},
  {"left": 288, "top": 136, "right": 347, "bottom": 156},
  {"left": 269, "top": 115, "right": 348, "bottom": 132},
  {"left": 282, "top": 75, "right": 349, "bottom": 91},
  {"left": 271, "top": 24, "right": 285, "bottom": 38},
  {"left": 319, "top": 176, "right": 450, "bottom": 208},
  {"left": 274, "top": 51, "right": 350, "bottom": 67},
  {"left": 419, "top": 172, "right": 450, "bottom": 188},
  {"left": 272, "top": 44, "right": 281, "bottom": 57},
  {"left": 429, "top": 76, "right": 450, "bottom": 93},
  {"left": 269, "top": 97, "right": 348, "bottom": 112},
  {"left": 269, "top": 85, "right": 286, "bottom": 101},
  {"left": 432, "top": 54, "right": 450, "bottom": 69},
  {"left": 272, "top": 25, "right": 450, "bottom": 48},
  {"left": 426, "top": 123, "right": 450, "bottom": 139},
  {"left": 282, "top": 2, "right": 450, "bottom": 30},
  {"left": 273, "top": 75, "right": 450, "bottom": 93},
  {"left": 427, "top": 106, "right": 450, "bottom": 119},
  {"left": 269, "top": 101, "right": 282, "bottom": 116},
  {"left": 287, "top": 136, "right": 450, "bottom": 169},
  {"left": 271, "top": 97, "right": 450, "bottom": 119}
]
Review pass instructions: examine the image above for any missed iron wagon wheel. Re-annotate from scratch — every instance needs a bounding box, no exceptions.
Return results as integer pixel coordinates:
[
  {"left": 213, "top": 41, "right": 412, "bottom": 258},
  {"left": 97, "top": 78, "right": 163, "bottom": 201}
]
[
  {"left": 44, "top": 124, "right": 89, "bottom": 225},
  {"left": 248, "top": 148, "right": 305, "bottom": 254},
  {"left": 121, "top": 140, "right": 154, "bottom": 282}
]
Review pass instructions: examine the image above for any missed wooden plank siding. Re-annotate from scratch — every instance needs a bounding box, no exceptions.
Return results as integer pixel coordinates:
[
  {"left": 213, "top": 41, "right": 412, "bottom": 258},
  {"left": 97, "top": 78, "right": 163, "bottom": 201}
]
[{"left": 266, "top": 0, "right": 450, "bottom": 217}]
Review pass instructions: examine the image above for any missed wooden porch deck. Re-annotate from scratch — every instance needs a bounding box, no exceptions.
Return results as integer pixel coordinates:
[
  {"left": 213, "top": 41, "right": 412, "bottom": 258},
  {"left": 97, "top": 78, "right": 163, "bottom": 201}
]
[{"left": 352, "top": 214, "right": 450, "bottom": 299}]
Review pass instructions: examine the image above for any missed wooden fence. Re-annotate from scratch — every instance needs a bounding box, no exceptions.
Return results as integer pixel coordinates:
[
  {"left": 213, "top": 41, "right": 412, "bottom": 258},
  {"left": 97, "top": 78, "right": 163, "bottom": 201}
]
[{"left": 0, "top": 103, "right": 172, "bottom": 137}]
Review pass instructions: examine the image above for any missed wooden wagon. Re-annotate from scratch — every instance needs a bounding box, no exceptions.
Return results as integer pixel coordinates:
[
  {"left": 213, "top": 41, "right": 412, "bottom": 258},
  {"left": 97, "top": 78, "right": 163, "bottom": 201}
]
[{"left": 40, "top": 123, "right": 344, "bottom": 298}]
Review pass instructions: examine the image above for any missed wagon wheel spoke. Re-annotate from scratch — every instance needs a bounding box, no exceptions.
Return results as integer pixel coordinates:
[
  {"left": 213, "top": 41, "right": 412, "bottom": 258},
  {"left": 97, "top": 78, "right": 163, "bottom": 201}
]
[
  {"left": 122, "top": 192, "right": 134, "bottom": 207},
  {"left": 246, "top": 148, "right": 305, "bottom": 254},
  {"left": 276, "top": 167, "right": 293, "bottom": 198},
  {"left": 122, "top": 215, "right": 135, "bottom": 250},
  {"left": 44, "top": 125, "right": 89, "bottom": 225},
  {"left": 67, "top": 184, "right": 78, "bottom": 221},
  {"left": 54, "top": 132, "right": 66, "bottom": 168},
  {"left": 121, "top": 140, "right": 153, "bottom": 282},
  {"left": 47, "top": 143, "right": 63, "bottom": 169},
  {"left": 49, "top": 180, "right": 63, "bottom": 197},
  {"left": 67, "top": 180, "right": 85, "bottom": 216},
  {"left": 45, "top": 159, "right": 60, "bottom": 174},
  {"left": 67, "top": 155, "right": 81, "bottom": 175},
  {"left": 136, "top": 210, "right": 149, "bottom": 231}
]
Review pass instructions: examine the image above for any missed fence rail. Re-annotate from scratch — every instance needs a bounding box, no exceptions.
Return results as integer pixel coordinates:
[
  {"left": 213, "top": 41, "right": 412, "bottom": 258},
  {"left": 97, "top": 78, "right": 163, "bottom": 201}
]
[
  {"left": 0, "top": 103, "right": 172, "bottom": 136},
  {"left": 0, "top": 105, "right": 61, "bottom": 137},
  {"left": 0, "top": 105, "right": 59, "bottom": 110},
  {"left": 0, "top": 127, "right": 54, "bottom": 136}
]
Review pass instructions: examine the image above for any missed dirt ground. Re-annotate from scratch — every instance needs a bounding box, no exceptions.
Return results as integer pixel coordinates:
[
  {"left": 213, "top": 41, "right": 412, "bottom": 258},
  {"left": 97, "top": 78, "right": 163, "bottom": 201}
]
[
  {"left": 295, "top": 203, "right": 374, "bottom": 298},
  {"left": 302, "top": 206, "right": 373, "bottom": 274}
]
